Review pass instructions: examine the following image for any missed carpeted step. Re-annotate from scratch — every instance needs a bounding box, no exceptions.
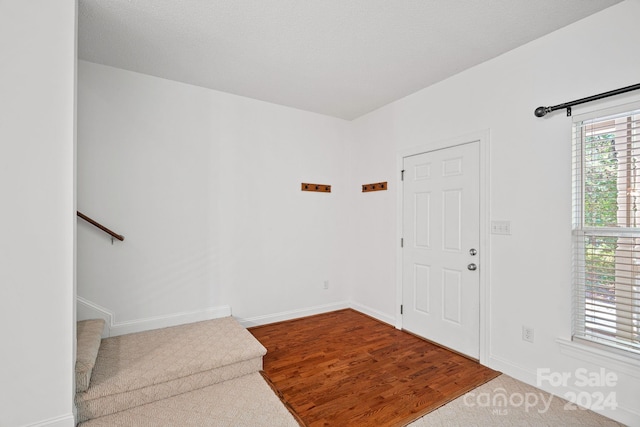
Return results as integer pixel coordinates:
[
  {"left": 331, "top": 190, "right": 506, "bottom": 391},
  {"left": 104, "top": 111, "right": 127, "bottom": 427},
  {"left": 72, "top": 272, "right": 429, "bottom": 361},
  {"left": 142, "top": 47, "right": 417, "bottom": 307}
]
[
  {"left": 77, "top": 372, "right": 301, "bottom": 427},
  {"left": 76, "top": 316, "right": 266, "bottom": 423},
  {"left": 76, "top": 319, "right": 106, "bottom": 393}
]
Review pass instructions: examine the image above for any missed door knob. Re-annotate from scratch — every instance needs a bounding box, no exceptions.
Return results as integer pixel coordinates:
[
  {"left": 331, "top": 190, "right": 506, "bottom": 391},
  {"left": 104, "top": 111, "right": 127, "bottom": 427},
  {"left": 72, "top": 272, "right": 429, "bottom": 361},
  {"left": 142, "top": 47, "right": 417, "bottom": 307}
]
[
  {"left": 467, "top": 263, "right": 477, "bottom": 271},
  {"left": 469, "top": 248, "right": 477, "bottom": 256}
]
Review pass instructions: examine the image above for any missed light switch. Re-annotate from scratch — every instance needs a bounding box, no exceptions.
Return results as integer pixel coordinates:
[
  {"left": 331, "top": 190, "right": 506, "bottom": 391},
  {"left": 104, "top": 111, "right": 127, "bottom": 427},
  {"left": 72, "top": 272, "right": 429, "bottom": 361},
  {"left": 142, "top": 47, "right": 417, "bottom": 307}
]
[{"left": 491, "top": 220, "right": 511, "bottom": 235}]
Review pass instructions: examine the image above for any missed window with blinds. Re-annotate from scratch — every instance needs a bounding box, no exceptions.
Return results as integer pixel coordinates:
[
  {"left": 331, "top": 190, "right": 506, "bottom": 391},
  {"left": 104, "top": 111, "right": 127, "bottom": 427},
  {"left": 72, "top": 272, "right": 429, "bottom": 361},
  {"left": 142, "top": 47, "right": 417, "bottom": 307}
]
[{"left": 573, "top": 105, "right": 640, "bottom": 356}]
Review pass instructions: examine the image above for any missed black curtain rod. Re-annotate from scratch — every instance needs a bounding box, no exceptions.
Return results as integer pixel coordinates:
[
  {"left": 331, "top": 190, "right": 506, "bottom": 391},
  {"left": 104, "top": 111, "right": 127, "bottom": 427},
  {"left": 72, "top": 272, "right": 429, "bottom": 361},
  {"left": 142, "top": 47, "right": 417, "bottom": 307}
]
[{"left": 534, "top": 83, "right": 640, "bottom": 117}]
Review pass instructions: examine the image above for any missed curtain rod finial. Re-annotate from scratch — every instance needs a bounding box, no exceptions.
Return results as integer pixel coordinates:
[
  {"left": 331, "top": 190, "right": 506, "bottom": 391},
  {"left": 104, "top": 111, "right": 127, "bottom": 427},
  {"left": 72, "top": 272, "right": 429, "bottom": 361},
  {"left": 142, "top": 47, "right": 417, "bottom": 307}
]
[{"left": 534, "top": 106, "right": 549, "bottom": 117}]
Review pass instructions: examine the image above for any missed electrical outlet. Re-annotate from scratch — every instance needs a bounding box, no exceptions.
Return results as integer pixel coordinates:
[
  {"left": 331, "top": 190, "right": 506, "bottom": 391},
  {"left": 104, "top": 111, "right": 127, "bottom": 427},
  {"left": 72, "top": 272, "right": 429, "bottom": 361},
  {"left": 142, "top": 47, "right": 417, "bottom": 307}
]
[
  {"left": 323, "top": 280, "right": 329, "bottom": 290},
  {"left": 522, "top": 326, "right": 534, "bottom": 343}
]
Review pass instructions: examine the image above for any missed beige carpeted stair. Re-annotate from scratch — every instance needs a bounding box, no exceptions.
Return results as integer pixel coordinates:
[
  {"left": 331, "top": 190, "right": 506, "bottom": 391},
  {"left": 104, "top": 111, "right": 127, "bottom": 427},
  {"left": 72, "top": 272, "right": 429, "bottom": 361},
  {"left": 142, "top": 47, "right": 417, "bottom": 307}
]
[
  {"left": 76, "top": 319, "right": 106, "bottom": 393},
  {"left": 78, "top": 372, "right": 299, "bottom": 427},
  {"left": 75, "top": 317, "right": 298, "bottom": 426}
]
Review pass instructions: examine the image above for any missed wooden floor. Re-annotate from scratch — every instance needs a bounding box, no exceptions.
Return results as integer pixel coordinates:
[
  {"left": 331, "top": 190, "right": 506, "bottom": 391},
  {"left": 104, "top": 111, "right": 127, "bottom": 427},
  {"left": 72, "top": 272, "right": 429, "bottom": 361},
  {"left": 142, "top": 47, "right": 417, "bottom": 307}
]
[{"left": 249, "top": 309, "right": 500, "bottom": 427}]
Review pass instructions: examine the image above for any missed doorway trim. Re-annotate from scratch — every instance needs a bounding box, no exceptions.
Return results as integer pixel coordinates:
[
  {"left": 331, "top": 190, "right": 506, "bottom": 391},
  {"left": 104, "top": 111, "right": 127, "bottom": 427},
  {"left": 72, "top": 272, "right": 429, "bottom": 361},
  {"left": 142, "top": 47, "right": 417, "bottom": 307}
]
[{"left": 395, "top": 129, "right": 491, "bottom": 365}]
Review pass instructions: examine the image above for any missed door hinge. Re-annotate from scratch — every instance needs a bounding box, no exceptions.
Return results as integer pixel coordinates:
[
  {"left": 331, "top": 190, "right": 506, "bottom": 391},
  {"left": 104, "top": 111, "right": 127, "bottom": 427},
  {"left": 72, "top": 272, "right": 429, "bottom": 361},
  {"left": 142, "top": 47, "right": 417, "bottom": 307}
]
[
  {"left": 400, "top": 304, "right": 403, "bottom": 315},
  {"left": 401, "top": 170, "right": 405, "bottom": 181},
  {"left": 400, "top": 238, "right": 404, "bottom": 248}
]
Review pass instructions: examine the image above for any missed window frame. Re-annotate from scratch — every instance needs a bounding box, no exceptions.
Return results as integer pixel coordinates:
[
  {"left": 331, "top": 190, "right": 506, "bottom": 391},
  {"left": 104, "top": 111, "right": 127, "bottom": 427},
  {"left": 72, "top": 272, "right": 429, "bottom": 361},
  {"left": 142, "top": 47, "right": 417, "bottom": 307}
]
[{"left": 572, "top": 101, "right": 640, "bottom": 358}]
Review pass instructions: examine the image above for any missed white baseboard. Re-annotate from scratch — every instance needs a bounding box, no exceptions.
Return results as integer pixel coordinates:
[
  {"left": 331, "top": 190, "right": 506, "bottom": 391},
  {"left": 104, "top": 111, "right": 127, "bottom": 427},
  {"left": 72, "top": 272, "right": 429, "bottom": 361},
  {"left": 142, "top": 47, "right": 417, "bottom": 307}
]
[
  {"left": 487, "top": 353, "right": 640, "bottom": 427},
  {"left": 487, "top": 353, "right": 537, "bottom": 385},
  {"left": 76, "top": 296, "right": 231, "bottom": 337},
  {"left": 77, "top": 297, "right": 396, "bottom": 334},
  {"left": 109, "top": 306, "right": 232, "bottom": 336},
  {"left": 236, "top": 301, "right": 397, "bottom": 328},
  {"left": 23, "top": 413, "right": 75, "bottom": 427},
  {"left": 349, "top": 301, "right": 396, "bottom": 326},
  {"left": 237, "top": 301, "right": 350, "bottom": 328}
]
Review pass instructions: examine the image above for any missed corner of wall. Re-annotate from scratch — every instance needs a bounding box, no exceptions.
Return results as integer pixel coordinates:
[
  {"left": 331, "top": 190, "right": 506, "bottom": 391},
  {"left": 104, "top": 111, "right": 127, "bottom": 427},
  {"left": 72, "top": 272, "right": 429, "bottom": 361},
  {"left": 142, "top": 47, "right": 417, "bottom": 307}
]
[{"left": 237, "top": 301, "right": 350, "bottom": 328}]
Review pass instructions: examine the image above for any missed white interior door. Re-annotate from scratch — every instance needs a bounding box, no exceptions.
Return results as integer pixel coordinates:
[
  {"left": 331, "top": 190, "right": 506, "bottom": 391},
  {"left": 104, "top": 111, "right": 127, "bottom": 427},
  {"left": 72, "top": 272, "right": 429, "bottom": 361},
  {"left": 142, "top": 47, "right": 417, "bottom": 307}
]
[{"left": 402, "top": 141, "right": 480, "bottom": 359}]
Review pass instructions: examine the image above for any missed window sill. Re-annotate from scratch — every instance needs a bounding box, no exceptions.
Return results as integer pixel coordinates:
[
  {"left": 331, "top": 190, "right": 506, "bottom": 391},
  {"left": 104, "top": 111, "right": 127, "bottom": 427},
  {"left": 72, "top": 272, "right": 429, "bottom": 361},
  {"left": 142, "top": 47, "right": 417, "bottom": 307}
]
[{"left": 556, "top": 338, "right": 640, "bottom": 379}]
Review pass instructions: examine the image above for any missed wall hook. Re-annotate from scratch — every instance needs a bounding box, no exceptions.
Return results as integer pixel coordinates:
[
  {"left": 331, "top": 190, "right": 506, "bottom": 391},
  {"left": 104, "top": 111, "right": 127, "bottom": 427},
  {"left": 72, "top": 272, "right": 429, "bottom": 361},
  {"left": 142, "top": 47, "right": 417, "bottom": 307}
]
[
  {"left": 362, "top": 181, "right": 387, "bottom": 192},
  {"left": 301, "top": 183, "right": 331, "bottom": 193}
]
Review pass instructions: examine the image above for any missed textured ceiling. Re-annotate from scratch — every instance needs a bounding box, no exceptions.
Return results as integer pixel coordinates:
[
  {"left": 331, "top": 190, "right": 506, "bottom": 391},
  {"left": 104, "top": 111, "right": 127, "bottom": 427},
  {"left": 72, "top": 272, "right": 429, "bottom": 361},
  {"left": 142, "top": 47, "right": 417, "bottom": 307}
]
[{"left": 78, "top": 0, "right": 622, "bottom": 120}]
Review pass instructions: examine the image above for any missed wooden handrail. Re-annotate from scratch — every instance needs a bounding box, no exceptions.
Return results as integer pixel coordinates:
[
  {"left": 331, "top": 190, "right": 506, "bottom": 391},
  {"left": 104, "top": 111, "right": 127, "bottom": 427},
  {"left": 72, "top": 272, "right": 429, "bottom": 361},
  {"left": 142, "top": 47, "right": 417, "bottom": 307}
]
[{"left": 77, "top": 211, "right": 125, "bottom": 241}]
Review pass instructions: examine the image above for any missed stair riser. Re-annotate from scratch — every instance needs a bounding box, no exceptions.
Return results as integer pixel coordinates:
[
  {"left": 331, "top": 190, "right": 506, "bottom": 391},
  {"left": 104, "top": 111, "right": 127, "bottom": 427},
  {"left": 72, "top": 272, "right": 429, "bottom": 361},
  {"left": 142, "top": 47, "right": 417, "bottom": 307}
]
[{"left": 77, "top": 357, "right": 263, "bottom": 422}]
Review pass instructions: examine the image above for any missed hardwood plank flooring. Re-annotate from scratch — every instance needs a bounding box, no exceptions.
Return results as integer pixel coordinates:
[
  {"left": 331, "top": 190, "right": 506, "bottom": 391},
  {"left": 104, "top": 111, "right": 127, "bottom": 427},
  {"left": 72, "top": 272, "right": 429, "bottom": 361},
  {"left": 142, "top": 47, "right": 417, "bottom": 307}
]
[{"left": 249, "top": 309, "right": 500, "bottom": 427}]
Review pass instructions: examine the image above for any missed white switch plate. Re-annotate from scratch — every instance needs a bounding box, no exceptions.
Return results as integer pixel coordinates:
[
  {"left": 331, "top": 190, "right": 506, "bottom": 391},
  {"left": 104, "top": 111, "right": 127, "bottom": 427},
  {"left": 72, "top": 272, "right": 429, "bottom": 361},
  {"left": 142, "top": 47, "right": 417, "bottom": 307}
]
[{"left": 491, "top": 220, "right": 511, "bottom": 235}]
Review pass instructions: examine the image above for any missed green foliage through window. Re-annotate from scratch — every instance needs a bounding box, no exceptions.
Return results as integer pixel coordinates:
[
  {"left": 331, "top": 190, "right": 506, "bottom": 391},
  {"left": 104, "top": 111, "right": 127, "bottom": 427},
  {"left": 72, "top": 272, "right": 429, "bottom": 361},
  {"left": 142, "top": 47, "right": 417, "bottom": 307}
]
[
  {"left": 584, "top": 133, "right": 617, "bottom": 227},
  {"left": 574, "top": 110, "right": 640, "bottom": 355}
]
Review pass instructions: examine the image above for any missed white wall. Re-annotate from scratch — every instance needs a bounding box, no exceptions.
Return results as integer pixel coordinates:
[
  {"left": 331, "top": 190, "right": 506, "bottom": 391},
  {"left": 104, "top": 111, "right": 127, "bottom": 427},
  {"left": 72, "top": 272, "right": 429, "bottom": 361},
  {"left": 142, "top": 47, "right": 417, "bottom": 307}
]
[
  {"left": 350, "top": 1, "right": 640, "bottom": 424},
  {"left": 0, "top": 1, "right": 76, "bottom": 426},
  {"left": 345, "top": 112, "right": 398, "bottom": 324},
  {"left": 77, "top": 1, "right": 640, "bottom": 424},
  {"left": 77, "top": 61, "right": 352, "bottom": 328}
]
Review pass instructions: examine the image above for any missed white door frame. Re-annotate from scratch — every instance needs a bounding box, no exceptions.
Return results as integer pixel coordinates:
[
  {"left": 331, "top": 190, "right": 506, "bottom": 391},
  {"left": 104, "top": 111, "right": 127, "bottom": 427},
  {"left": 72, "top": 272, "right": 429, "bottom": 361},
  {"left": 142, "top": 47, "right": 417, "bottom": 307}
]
[{"left": 395, "top": 129, "right": 490, "bottom": 365}]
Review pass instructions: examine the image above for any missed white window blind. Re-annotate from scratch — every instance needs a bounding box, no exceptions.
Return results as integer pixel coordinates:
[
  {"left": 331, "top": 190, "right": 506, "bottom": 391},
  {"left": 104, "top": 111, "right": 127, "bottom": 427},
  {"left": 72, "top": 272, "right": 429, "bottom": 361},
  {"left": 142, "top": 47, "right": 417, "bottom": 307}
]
[{"left": 573, "top": 106, "right": 640, "bottom": 355}]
